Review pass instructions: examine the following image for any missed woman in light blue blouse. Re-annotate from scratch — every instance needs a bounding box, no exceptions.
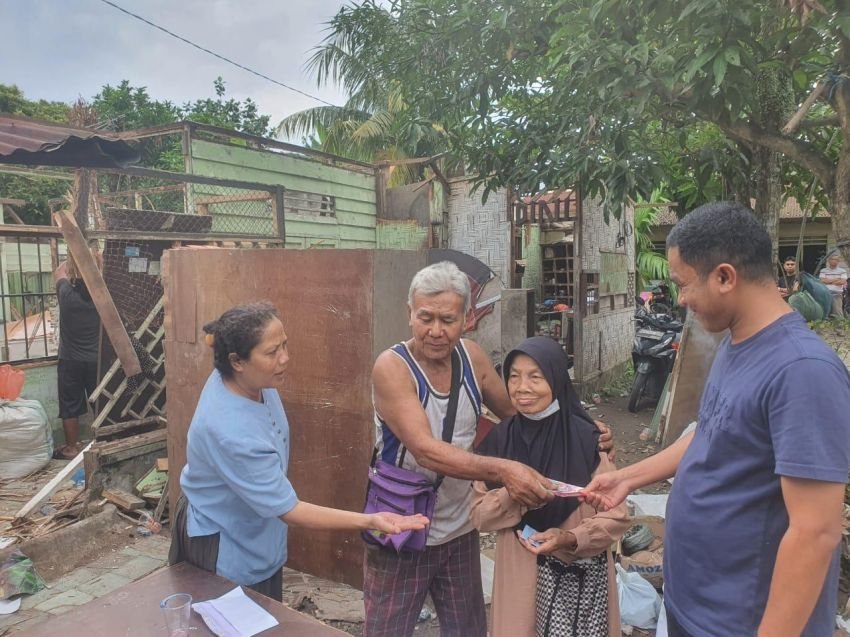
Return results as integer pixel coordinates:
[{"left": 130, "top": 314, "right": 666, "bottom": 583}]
[{"left": 169, "top": 302, "right": 426, "bottom": 600}]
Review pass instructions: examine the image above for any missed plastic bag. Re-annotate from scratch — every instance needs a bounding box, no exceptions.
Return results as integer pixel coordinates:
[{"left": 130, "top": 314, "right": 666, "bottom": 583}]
[
  {"left": 0, "top": 399, "right": 52, "bottom": 479},
  {"left": 656, "top": 600, "right": 668, "bottom": 637},
  {"left": 788, "top": 289, "right": 824, "bottom": 322},
  {"left": 0, "top": 552, "right": 46, "bottom": 600},
  {"left": 0, "top": 365, "right": 25, "bottom": 401},
  {"left": 800, "top": 272, "right": 833, "bottom": 318},
  {"left": 616, "top": 563, "right": 661, "bottom": 629}
]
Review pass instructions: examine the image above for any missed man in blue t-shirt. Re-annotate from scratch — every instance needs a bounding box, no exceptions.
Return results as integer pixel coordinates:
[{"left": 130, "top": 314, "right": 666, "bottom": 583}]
[{"left": 584, "top": 202, "right": 850, "bottom": 637}]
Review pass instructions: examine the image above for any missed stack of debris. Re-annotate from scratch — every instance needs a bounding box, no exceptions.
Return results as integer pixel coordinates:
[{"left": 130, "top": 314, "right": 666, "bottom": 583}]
[{"left": 1, "top": 415, "right": 170, "bottom": 550}]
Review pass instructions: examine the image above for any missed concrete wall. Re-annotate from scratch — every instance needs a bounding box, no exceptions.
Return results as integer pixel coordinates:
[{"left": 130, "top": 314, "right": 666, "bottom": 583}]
[
  {"left": 190, "top": 139, "right": 378, "bottom": 249},
  {"left": 447, "top": 179, "right": 511, "bottom": 283}
]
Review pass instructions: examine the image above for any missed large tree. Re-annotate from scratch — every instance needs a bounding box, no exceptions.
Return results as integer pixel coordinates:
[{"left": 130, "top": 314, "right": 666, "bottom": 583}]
[{"left": 315, "top": 0, "right": 850, "bottom": 259}]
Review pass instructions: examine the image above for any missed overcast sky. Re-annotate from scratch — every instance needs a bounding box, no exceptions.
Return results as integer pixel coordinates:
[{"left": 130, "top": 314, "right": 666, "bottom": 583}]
[{"left": 2, "top": 0, "right": 352, "bottom": 131}]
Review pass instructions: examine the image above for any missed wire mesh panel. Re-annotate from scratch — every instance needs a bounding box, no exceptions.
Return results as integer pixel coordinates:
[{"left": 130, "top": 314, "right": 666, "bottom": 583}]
[{"left": 95, "top": 170, "right": 280, "bottom": 238}]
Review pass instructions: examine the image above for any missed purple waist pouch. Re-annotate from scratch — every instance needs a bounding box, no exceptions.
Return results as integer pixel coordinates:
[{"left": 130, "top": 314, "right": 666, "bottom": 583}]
[{"left": 362, "top": 459, "right": 437, "bottom": 553}]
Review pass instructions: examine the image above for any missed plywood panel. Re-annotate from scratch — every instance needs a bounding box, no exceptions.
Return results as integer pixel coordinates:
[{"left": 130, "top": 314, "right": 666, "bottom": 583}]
[
  {"left": 660, "top": 314, "right": 726, "bottom": 446},
  {"left": 164, "top": 248, "right": 376, "bottom": 587}
]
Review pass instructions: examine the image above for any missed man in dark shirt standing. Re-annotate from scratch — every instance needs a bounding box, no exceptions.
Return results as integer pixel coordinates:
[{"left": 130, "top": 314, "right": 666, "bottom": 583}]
[
  {"left": 53, "top": 255, "right": 100, "bottom": 459},
  {"left": 583, "top": 202, "right": 850, "bottom": 636},
  {"left": 778, "top": 255, "right": 800, "bottom": 299}
]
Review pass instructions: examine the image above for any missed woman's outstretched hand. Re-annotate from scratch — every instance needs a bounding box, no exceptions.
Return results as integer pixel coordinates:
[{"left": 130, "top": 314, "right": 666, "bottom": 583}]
[
  {"left": 367, "top": 512, "right": 430, "bottom": 535},
  {"left": 516, "top": 528, "right": 578, "bottom": 556},
  {"left": 580, "top": 470, "right": 631, "bottom": 511}
]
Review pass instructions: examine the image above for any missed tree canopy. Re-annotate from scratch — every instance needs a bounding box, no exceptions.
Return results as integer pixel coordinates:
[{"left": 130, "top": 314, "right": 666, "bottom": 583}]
[{"left": 304, "top": 0, "right": 850, "bottom": 255}]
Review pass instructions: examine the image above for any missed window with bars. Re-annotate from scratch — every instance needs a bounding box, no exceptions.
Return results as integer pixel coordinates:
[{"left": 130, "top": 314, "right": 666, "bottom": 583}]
[{"left": 0, "top": 236, "right": 65, "bottom": 363}]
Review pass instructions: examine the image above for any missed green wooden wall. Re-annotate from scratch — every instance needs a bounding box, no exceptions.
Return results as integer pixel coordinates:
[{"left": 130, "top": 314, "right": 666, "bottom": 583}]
[{"left": 189, "top": 139, "right": 378, "bottom": 248}]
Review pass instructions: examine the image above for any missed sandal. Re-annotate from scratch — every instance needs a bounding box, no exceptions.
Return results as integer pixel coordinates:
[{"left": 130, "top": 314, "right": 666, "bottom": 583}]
[{"left": 52, "top": 445, "right": 80, "bottom": 460}]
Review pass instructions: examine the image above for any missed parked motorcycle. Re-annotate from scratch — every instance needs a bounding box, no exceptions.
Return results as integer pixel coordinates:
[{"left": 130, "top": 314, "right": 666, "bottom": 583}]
[
  {"left": 628, "top": 307, "right": 683, "bottom": 413},
  {"left": 639, "top": 282, "right": 673, "bottom": 315}
]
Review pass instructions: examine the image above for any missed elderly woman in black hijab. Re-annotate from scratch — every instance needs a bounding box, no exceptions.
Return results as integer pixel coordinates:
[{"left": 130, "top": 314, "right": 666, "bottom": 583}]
[{"left": 471, "top": 337, "right": 630, "bottom": 637}]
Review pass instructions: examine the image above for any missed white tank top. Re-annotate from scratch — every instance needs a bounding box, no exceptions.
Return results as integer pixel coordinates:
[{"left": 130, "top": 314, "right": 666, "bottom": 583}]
[{"left": 374, "top": 339, "right": 482, "bottom": 545}]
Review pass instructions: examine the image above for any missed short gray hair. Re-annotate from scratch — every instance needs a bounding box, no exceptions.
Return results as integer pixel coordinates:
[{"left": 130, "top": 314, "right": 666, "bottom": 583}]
[{"left": 408, "top": 261, "right": 471, "bottom": 314}]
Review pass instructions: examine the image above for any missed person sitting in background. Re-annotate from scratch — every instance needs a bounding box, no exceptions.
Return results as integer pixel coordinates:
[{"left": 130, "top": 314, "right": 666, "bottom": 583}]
[
  {"left": 472, "top": 336, "right": 630, "bottom": 637},
  {"left": 778, "top": 256, "right": 800, "bottom": 299},
  {"left": 170, "top": 302, "right": 427, "bottom": 601},
  {"left": 819, "top": 253, "right": 848, "bottom": 318}
]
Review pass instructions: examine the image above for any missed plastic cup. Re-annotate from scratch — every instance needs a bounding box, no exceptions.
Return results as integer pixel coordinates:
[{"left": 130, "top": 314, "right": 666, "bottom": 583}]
[{"left": 160, "top": 593, "right": 192, "bottom": 637}]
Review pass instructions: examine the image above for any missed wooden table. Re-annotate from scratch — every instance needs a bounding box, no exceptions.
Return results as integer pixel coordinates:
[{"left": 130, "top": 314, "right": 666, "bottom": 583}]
[{"left": 16, "top": 562, "right": 348, "bottom": 636}]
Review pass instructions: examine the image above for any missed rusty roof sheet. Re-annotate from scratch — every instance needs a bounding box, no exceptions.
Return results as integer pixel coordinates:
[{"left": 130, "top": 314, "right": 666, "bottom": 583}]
[{"left": 0, "top": 115, "right": 139, "bottom": 168}]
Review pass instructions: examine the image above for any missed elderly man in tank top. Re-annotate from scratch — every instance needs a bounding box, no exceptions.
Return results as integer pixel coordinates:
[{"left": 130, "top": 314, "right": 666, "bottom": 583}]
[{"left": 363, "top": 261, "right": 613, "bottom": 637}]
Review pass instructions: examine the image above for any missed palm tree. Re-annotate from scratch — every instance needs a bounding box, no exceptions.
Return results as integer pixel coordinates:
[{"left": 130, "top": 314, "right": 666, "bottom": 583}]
[{"left": 277, "top": 3, "right": 448, "bottom": 185}]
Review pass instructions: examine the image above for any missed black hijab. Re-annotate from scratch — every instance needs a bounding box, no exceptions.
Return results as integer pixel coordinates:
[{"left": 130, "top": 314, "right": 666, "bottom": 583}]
[{"left": 478, "top": 336, "right": 601, "bottom": 531}]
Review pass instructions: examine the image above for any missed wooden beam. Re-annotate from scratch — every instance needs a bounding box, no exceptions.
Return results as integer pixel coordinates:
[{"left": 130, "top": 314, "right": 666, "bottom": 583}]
[
  {"left": 0, "top": 166, "right": 74, "bottom": 181},
  {"left": 120, "top": 166, "right": 281, "bottom": 194},
  {"left": 15, "top": 442, "right": 94, "bottom": 520},
  {"left": 86, "top": 230, "right": 270, "bottom": 242},
  {"left": 94, "top": 416, "right": 165, "bottom": 440},
  {"left": 273, "top": 186, "right": 286, "bottom": 243},
  {"left": 103, "top": 488, "right": 145, "bottom": 512},
  {"left": 0, "top": 198, "right": 26, "bottom": 206},
  {"left": 1, "top": 204, "right": 26, "bottom": 225},
  {"left": 96, "top": 184, "right": 184, "bottom": 200},
  {"left": 0, "top": 224, "right": 63, "bottom": 238},
  {"left": 377, "top": 153, "right": 447, "bottom": 167},
  {"left": 55, "top": 208, "right": 142, "bottom": 377},
  {"left": 73, "top": 169, "right": 91, "bottom": 230},
  {"left": 194, "top": 193, "right": 271, "bottom": 205}
]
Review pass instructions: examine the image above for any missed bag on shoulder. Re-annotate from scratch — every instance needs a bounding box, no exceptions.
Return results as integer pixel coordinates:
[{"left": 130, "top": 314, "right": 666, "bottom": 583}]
[
  {"left": 362, "top": 350, "right": 461, "bottom": 553},
  {"left": 800, "top": 272, "right": 833, "bottom": 318},
  {"left": 788, "top": 289, "right": 824, "bottom": 322}
]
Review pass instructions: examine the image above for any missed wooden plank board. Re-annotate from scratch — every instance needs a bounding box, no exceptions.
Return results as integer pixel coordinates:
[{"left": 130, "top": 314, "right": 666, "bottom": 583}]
[
  {"left": 155, "top": 457, "right": 168, "bottom": 472},
  {"left": 102, "top": 488, "right": 145, "bottom": 512},
  {"left": 55, "top": 209, "right": 142, "bottom": 377},
  {"left": 163, "top": 248, "right": 380, "bottom": 588},
  {"left": 15, "top": 442, "right": 94, "bottom": 520}
]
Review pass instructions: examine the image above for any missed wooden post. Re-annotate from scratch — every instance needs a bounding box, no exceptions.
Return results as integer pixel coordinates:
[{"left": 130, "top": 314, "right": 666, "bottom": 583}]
[
  {"left": 55, "top": 209, "right": 142, "bottom": 377},
  {"left": 73, "top": 169, "right": 91, "bottom": 231},
  {"left": 273, "top": 186, "right": 286, "bottom": 244}
]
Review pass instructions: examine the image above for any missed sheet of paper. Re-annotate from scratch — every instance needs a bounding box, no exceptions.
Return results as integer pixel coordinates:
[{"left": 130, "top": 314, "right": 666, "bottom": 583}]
[
  {"left": 128, "top": 257, "right": 148, "bottom": 273},
  {"left": 192, "top": 586, "right": 278, "bottom": 637}
]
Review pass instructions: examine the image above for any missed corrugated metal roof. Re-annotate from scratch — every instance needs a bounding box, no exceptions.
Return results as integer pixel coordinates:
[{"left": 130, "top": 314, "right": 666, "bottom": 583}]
[{"left": 0, "top": 115, "right": 140, "bottom": 168}]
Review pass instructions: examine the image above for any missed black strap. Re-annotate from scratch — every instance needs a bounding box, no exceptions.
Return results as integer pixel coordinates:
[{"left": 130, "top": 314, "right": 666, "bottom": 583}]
[
  {"left": 373, "top": 348, "right": 463, "bottom": 492},
  {"left": 433, "top": 348, "right": 462, "bottom": 490}
]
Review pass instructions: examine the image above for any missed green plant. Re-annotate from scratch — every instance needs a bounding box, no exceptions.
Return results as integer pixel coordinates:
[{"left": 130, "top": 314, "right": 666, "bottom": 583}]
[{"left": 633, "top": 189, "right": 676, "bottom": 301}]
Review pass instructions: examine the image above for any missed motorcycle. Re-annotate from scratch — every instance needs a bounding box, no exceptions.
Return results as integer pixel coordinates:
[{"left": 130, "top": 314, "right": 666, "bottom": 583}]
[
  {"left": 638, "top": 282, "right": 673, "bottom": 315},
  {"left": 628, "top": 306, "right": 683, "bottom": 413}
]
